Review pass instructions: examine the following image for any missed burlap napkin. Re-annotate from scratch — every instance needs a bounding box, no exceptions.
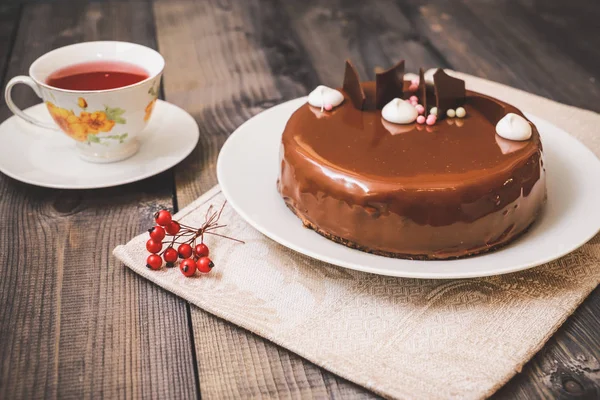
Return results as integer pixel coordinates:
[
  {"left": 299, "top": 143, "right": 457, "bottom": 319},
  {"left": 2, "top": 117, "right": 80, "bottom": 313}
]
[{"left": 114, "top": 74, "right": 600, "bottom": 400}]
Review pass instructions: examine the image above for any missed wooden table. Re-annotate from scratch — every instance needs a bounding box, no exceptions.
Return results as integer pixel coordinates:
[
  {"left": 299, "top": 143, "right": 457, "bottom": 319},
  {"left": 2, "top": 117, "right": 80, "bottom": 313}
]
[{"left": 1, "top": 0, "right": 599, "bottom": 398}]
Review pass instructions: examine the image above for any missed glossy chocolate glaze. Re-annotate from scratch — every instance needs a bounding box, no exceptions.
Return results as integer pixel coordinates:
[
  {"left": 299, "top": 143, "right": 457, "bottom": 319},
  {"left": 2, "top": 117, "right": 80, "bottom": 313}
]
[{"left": 278, "top": 82, "right": 546, "bottom": 259}]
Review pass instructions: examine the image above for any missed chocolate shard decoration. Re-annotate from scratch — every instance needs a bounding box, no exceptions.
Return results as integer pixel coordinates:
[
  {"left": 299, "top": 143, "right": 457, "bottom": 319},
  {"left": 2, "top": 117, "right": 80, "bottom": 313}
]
[
  {"left": 375, "top": 60, "right": 405, "bottom": 109},
  {"left": 418, "top": 67, "right": 427, "bottom": 111},
  {"left": 343, "top": 60, "right": 366, "bottom": 110},
  {"left": 433, "top": 69, "right": 466, "bottom": 117}
]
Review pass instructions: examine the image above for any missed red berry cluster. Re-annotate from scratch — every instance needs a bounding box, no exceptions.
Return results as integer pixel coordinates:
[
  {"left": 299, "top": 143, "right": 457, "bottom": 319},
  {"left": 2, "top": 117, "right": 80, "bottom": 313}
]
[{"left": 145, "top": 203, "right": 243, "bottom": 277}]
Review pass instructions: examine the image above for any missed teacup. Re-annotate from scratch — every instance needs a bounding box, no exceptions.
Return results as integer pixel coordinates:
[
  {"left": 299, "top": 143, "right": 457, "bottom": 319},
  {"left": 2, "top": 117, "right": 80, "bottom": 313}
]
[{"left": 4, "top": 41, "right": 164, "bottom": 163}]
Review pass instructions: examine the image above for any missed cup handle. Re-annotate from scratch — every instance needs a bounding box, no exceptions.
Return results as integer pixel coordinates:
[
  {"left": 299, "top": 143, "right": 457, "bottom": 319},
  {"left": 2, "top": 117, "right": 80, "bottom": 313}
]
[{"left": 4, "top": 76, "right": 58, "bottom": 130}]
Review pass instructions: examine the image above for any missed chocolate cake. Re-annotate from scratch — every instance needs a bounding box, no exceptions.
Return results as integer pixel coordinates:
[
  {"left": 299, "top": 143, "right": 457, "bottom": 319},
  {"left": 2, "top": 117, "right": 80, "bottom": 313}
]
[{"left": 277, "top": 62, "right": 546, "bottom": 260}]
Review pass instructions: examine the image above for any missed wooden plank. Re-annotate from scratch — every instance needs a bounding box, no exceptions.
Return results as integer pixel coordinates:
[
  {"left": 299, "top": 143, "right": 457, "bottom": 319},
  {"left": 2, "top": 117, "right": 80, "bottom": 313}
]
[
  {"left": 282, "top": 0, "right": 447, "bottom": 85},
  {"left": 401, "top": 0, "right": 600, "bottom": 111},
  {"left": 514, "top": 0, "right": 600, "bottom": 81},
  {"left": 154, "top": 0, "right": 378, "bottom": 398},
  {"left": 0, "top": 2, "right": 197, "bottom": 399},
  {"left": 0, "top": 4, "right": 19, "bottom": 81},
  {"left": 463, "top": 0, "right": 600, "bottom": 112}
]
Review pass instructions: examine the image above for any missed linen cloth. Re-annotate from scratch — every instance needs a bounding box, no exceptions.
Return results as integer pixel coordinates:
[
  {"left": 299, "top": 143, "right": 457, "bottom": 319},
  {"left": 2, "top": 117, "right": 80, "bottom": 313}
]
[{"left": 114, "top": 73, "right": 600, "bottom": 400}]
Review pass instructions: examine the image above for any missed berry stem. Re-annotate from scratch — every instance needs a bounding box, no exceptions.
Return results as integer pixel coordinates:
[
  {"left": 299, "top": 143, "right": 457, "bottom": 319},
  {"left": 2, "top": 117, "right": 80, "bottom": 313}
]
[{"left": 204, "top": 231, "right": 245, "bottom": 244}]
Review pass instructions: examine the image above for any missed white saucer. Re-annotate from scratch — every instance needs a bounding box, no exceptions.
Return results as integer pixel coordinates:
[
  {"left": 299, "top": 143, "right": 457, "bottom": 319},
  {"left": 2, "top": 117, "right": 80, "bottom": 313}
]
[
  {"left": 217, "top": 97, "right": 600, "bottom": 279},
  {"left": 0, "top": 100, "right": 199, "bottom": 189}
]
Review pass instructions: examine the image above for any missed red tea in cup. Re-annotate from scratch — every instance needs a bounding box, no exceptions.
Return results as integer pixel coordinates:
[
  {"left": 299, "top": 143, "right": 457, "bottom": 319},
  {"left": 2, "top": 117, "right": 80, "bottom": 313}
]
[{"left": 46, "top": 60, "right": 149, "bottom": 91}]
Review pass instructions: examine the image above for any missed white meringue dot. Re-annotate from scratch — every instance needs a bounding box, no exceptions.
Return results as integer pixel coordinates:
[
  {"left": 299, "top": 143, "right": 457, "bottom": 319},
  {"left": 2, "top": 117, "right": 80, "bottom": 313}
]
[
  {"left": 381, "top": 98, "right": 418, "bottom": 124},
  {"left": 446, "top": 109, "right": 456, "bottom": 118},
  {"left": 307, "top": 85, "right": 344, "bottom": 109},
  {"left": 495, "top": 113, "right": 532, "bottom": 141},
  {"left": 430, "top": 107, "right": 438, "bottom": 116},
  {"left": 456, "top": 107, "right": 466, "bottom": 118}
]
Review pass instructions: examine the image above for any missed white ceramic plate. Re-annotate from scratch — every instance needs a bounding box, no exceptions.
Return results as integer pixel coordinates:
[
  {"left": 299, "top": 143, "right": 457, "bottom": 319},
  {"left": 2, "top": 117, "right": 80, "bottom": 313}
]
[
  {"left": 0, "top": 100, "right": 198, "bottom": 189},
  {"left": 217, "top": 97, "right": 600, "bottom": 279}
]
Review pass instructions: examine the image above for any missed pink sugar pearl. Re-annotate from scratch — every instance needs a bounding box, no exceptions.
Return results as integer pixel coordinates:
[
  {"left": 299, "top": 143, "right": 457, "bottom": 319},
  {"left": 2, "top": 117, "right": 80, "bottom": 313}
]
[
  {"left": 416, "top": 115, "right": 426, "bottom": 124},
  {"left": 408, "top": 83, "right": 418, "bottom": 92},
  {"left": 426, "top": 115, "right": 437, "bottom": 126},
  {"left": 415, "top": 104, "right": 425, "bottom": 114},
  {"left": 411, "top": 78, "right": 419, "bottom": 85},
  {"left": 324, "top": 104, "right": 333, "bottom": 111},
  {"left": 409, "top": 95, "right": 418, "bottom": 102}
]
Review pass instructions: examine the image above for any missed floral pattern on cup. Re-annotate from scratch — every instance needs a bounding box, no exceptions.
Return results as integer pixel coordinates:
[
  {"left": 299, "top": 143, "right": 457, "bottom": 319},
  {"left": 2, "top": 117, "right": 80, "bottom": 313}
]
[
  {"left": 144, "top": 81, "right": 159, "bottom": 122},
  {"left": 46, "top": 99, "right": 127, "bottom": 144},
  {"left": 144, "top": 98, "right": 157, "bottom": 122}
]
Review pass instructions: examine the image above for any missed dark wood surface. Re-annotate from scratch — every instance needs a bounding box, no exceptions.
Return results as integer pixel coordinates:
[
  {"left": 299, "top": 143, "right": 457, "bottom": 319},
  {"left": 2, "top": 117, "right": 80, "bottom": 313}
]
[
  {"left": 0, "top": 2, "right": 197, "bottom": 399},
  {"left": 1, "top": 0, "right": 599, "bottom": 399}
]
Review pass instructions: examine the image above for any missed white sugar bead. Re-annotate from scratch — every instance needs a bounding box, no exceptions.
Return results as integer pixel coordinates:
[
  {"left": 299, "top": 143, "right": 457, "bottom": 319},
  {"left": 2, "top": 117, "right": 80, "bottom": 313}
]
[
  {"left": 456, "top": 107, "right": 466, "bottom": 118},
  {"left": 446, "top": 108, "right": 456, "bottom": 118},
  {"left": 430, "top": 107, "right": 438, "bottom": 116}
]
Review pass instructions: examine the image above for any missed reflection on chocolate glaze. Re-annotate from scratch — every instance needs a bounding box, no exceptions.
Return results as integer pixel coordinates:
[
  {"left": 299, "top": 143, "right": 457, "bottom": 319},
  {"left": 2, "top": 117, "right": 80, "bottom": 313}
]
[
  {"left": 381, "top": 118, "right": 416, "bottom": 135},
  {"left": 495, "top": 134, "right": 529, "bottom": 154},
  {"left": 308, "top": 105, "right": 331, "bottom": 119}
]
